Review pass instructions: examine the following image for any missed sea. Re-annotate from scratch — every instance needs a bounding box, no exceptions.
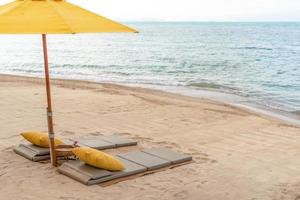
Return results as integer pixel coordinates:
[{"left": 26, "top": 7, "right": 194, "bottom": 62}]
[{"left": 0, "top": 22, "right": 299, "bottom": 123}]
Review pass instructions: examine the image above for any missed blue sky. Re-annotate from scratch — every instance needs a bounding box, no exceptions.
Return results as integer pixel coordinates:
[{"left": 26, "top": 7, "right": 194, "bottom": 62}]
[{"left": 1, "top": 0, "right": 300, "bottom": 21}]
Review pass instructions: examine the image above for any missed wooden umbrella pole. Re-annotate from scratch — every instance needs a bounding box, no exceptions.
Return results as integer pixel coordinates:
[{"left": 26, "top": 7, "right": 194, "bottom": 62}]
[{"left": 42, "top": 34, "right": 57, "bottom": 166}]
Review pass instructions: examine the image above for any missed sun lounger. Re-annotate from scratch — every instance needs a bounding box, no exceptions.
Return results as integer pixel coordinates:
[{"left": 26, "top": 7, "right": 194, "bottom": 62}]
[
  {"left": 58, "top": 157, "right": 147, "bottom": 185},
  {"left": 75, "top": 138, "right": 116, "bottom": 150},
  {"left": 97, "top": 135, "right": 137, "bottom": 147},
  {"left": 117, "top": 151, "right": 172, "bottom": 170},
  {"left": 142, "top": 147, "right": 192, "bottom": 164},
  {"left": 72, "top": 135, "right": 137, "bottom": 149},
  {"left": 14, "top": 144, "right": 51, "bottom": 162},
  {"left": 14, "top": 135, "right": 138, "bottom": 161},
  {"left": 58, "top": 148, "right": 192, "bottom": 185}
]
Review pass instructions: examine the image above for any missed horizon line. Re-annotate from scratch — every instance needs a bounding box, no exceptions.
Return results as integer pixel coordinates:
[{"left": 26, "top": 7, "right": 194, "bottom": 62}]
[{"left": 122, "top": 20, "right": 300, "bottom": 23}]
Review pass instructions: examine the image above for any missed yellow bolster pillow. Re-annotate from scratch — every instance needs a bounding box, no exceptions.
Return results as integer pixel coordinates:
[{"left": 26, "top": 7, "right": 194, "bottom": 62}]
[
  {"left": 21, "top": 131, "right": 64, "bottom": 148},
  {"left": 72, "top": 147, "right": 125, "bottom": 171}
]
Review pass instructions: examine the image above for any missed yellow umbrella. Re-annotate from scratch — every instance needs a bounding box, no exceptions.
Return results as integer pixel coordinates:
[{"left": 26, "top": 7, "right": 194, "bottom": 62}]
[{"left": 0, "top": 0, "right": 138, "bottom": 166}]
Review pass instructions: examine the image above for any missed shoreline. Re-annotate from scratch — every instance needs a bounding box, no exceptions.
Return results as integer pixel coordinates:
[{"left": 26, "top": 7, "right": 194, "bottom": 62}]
[
  {"left": 0, "top": 73, "right": 299, "bottom": 127},
  {"left": 121, "top": 83, "right": 300, "bottom": 127}
]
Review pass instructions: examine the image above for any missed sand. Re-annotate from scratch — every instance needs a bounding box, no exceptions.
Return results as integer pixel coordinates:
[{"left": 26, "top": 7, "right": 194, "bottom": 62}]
[{"left": 0, "top": 74, "right": 300, "bottom": 200}]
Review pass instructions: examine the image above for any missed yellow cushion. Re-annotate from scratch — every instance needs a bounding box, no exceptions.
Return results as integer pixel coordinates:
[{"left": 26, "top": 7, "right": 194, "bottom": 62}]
[
  {"left": 21, "top": 131, "right": 64, "bottom": 148},
  {"left": 72, "top": 147, "right": 125, "bottom": 171}
]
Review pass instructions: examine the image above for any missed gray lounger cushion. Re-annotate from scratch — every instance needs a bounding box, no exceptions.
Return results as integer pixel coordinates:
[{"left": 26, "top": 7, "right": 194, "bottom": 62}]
[
  {"left": 98, "top": 135, "right": 137, "bottom": 147},
  {"left": 76, "top": 138, "right": 116, "bottom": 150},
  {"left": 20, "top": 144, "right": 50, "bottom": 155},
  {"left": 58, "top": 148, "right": 192, "bottom": 185},
  {"left": 13, "top": 144, "right": 50, "bottom": 162},
  {"left": 117, "top": 151, "right": 172, "bottom": 170},
  {"left": 14, "top": 135, "right": 137, "bottom": 162},
  {"left": 13, "top": 139, "right": 73, "bottom": 162},
  {"left": 142, "top": 148, "right": 192, "bottom": 164},
  {"left": 74, "top": 135, "right": 137, "bottom": 149},
  {"left": 58, "top": 158, "right": 147, "bottom": 185}
]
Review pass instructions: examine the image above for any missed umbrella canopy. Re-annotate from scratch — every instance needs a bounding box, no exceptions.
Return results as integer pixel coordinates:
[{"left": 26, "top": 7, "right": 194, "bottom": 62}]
[
  {"left": 0, "top": 0, "right": 137, "bottom": 166},
  {"left": 0, "top": 0, "right": 137, "bottom": 34}
]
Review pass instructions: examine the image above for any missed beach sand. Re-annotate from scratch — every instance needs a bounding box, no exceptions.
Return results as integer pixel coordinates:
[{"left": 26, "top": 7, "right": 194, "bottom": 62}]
[{"left": 0, "top": 74, "right": 300, "bottom": 200}]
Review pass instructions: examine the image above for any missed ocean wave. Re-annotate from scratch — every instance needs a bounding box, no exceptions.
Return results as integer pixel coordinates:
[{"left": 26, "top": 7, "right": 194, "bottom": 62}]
[
  {"left": 11, "top": 68, "right": 43, "bottom": 73},
  {"left": 233, "top": 47, "right": 273, "bottom": 51},
  {"left": 291, "top": 110, "right": 300, "bottom": 116},
  {"left": 187, "top": 82, "right": 237, "bottom": 91},
  {"left": 60, "top": 64, "right": 104, "bottom": 69}
]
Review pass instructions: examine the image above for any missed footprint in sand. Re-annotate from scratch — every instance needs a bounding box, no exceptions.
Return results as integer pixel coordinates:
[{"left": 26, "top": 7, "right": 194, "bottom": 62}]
[
  {"left": 89, "top": 132, "right": 102, "bottom": 136},
  {"left": 59, "top": 197, "right": 81, "bottom": 200},
  {"left": 173, "top": 190, "right": 188, "bottom": 199},
  {"left": 61, "top": 131, "right": 75, "bottom": 136}
]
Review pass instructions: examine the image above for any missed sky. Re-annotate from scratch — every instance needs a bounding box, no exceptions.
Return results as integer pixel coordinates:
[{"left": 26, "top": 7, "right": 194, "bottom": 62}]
[{"left": 1, "top": 0, "right": 300, "bottom": 22}]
